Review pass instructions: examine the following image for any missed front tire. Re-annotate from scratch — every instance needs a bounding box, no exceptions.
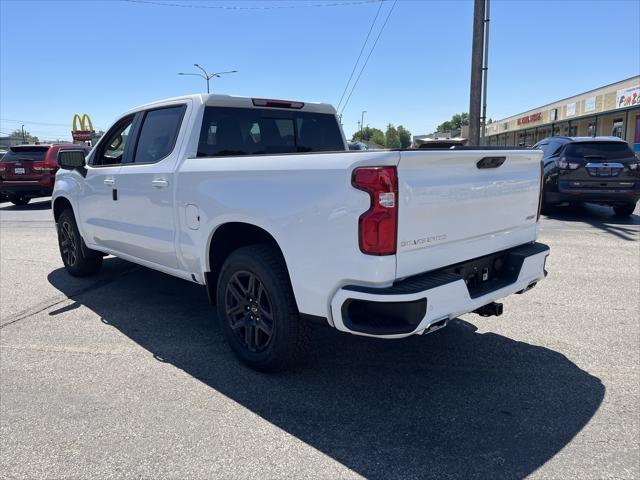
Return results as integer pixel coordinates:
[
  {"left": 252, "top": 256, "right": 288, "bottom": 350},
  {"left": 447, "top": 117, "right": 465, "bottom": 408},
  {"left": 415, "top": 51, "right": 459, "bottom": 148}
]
[
  {"left": 216, "top": 244, "right": 311, "bottom": 372},
  {"left": 57, "top": 209, "right": 103, "bottom": 276},
  {"left": 613, "top": 203, "right": 636, "bottom": 217},
  {"left": 9, "top": 195, "right": 30, "bottom": 206}
]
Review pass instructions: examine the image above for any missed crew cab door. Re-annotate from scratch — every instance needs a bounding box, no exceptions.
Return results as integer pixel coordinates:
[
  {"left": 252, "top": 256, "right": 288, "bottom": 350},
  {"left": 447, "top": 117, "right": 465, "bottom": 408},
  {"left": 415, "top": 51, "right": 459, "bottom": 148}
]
[
  {"left": 79, "top": 115, "right": 135, "bottom": 248},
  {"left": 108, "top": 103, "right": 188, "bottom": 269}
]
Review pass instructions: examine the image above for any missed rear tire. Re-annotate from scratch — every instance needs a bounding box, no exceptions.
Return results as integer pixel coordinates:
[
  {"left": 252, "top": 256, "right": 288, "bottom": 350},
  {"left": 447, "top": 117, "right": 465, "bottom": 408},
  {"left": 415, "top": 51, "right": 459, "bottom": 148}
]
[
  {"left": 9, "top": 195, "right": 30, "bottom": 206},
  {"left": 57, "top": 209, "right": 103, "bottom": 276},
  {"left": 613, "top": 203, "right": 636, "bottom": 217},
  {"left": 216, "top": 244, "right": 311, "bottom": 372}
]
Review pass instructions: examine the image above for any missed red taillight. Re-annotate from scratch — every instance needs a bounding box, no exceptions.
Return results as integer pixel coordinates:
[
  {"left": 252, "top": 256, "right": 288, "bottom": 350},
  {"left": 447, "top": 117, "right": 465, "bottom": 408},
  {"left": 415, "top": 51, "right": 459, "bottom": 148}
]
[
  {"left": 556, "top": 158, "right": 580, "bottom": 170},
  {"left": 352, "top": 166, "right": 398, "bottom": 255},
  {"left": 252, "top": 98, "right": 304, "bottom": 109},
  {"left": 0, "top": 162, "right": 6, "bottom": 173},
  {"left": 537, "top": 160, "right": 543, "bottom": 222}
]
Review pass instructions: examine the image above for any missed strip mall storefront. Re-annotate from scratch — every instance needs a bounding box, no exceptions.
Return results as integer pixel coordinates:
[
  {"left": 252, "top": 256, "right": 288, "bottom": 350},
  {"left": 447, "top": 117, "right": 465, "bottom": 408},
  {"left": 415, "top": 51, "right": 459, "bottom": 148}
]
[{"left": 485, "top": 76, "right": 640, "bottom": 152}]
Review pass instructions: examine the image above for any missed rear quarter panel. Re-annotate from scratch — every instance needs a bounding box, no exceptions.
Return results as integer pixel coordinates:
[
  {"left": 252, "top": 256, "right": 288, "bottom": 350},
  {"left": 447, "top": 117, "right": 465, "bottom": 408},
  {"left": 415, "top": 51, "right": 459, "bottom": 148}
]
[{"left": 176, "top": 150, "right": 400, "bottom": 319}]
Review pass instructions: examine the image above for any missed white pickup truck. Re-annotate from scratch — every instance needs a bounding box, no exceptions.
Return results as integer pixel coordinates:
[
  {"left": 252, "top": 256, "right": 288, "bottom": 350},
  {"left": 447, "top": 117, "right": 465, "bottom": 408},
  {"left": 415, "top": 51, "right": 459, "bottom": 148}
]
[{"left": 53, "top": 94, "right": 549, "bottom": 371}]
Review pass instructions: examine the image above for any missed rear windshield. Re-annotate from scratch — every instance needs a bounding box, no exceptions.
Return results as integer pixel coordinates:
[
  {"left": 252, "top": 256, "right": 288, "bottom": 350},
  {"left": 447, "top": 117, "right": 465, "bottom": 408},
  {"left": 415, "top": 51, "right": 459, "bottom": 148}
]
[
  {"left": 197, "top": 107, "right": 344, "bottom": 157},
  {"left": 564, "top": 142, "right": 634, "bottom": 160},
  {"left": 3, "top": 146, "right": 49, "bottom": 161}
]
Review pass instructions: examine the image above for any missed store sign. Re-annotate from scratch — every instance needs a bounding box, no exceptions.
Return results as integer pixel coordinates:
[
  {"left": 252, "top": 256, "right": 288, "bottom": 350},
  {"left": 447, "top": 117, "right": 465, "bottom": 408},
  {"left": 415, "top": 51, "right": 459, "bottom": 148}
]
[
  {"left": 71, "top": 113, "right": 95, "bottom": 142},
  {"left": 516, "top": 112, "right": 542, "bottom": 126},
  {"left": 584, "top": 96, "right": 596, "bottom": 113},
  {"left": 616, "top": 85, "right": 640, "bottom": 109},
  {"left": 566, "top": 102, "right": 576, "bottom": 117},
  {"left": 549, "top": 109, "right": 557, "bottom": 122}
]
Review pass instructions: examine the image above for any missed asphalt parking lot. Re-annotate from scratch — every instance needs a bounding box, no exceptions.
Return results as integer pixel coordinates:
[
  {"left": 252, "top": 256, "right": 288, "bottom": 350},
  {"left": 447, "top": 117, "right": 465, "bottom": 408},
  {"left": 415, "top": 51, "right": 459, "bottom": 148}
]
[{"left": 1, "top": 198, "right": 638, "bottom": 479}]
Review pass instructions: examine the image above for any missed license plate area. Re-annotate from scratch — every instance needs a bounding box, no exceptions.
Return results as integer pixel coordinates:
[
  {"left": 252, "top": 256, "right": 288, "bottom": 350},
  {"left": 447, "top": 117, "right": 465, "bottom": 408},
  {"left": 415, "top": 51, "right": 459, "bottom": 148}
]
[
  {"left": 14, "top": 167, "right": 26, "bottom": 174},
  {"left": 443, "top": 246, "right": 540, "bottom": 299},
  {"left": 445, "top": 251, "right": 516, "bottom": 298}
]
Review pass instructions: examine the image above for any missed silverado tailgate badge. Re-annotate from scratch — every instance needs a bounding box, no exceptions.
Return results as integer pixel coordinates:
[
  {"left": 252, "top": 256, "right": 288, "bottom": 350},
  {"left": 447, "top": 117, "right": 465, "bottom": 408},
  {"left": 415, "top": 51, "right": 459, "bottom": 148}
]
[{"left": 477, "top": 156, "right": 506, "bottom": 169}]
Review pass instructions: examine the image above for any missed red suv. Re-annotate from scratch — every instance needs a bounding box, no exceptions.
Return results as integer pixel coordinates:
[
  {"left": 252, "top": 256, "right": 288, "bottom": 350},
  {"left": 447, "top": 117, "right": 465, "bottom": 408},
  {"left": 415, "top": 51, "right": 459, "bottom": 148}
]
[{"left": 0, "top": 144, "right": 90, "bottom": 206}]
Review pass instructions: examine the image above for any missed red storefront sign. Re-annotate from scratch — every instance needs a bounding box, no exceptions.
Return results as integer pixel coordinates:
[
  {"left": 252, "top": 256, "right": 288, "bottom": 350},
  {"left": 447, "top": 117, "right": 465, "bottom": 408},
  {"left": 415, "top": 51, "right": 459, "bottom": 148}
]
[{"left": 517, "top": 112, "right": 542, "bottom": 126}]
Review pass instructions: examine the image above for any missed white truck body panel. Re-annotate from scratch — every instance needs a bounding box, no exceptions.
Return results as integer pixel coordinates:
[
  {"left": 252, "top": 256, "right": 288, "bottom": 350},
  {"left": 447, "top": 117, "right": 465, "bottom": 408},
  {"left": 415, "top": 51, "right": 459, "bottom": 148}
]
[
  {"left": 395, "top": 150, "right": 541, "bottom": 278},
  {"left": 53, "top": 93, "right": 549, "bottom": 339}
]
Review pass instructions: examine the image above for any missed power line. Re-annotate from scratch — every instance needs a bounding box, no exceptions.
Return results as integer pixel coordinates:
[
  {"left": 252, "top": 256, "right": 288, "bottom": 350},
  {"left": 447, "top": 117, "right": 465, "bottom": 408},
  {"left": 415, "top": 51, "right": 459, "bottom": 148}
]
[
  {"left": 336, "top": 0, "right": 384, "bottom": 112},
  {"left": 122, "top": 0, "right": 381, "bottom": 10},
  {"left": 339, "top": 0, "right": 397, "bottom": 117},
  {"left": 0, "top": 118, "right": 71, "bottom": 127}
]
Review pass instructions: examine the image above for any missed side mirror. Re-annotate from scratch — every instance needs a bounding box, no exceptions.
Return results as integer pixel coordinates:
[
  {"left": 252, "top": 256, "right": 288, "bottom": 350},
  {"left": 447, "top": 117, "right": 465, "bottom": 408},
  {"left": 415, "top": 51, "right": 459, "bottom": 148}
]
[{"left": 58, "top": 150, "right": 86, "bottom": 169}]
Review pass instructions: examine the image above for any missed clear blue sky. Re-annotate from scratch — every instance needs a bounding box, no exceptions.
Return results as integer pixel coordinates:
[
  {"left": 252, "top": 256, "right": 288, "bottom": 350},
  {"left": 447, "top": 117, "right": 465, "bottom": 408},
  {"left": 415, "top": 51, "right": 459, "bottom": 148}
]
[{"left": 1, "top": 0, "right": 639, "bottom": 141}]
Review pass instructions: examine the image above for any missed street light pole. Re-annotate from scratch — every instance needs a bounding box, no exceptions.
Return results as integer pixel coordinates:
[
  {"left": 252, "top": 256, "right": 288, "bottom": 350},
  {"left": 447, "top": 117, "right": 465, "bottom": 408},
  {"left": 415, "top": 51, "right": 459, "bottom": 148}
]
[
  {"left": 21, "top": 124, "right": 25, "bottom": 143},
  {"left": 178, "top": 64, "right": 238, "bottom": 93},
  {"left": 360, "top": 110, "right": 367, "bottom": 140}
]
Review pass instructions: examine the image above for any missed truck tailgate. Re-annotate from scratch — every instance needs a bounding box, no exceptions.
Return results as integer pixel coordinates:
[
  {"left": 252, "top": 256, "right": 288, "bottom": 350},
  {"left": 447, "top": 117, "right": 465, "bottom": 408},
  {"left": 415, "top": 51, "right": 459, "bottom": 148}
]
[{"left": 396, "top": 149, "right": 542, "bottom": 279}]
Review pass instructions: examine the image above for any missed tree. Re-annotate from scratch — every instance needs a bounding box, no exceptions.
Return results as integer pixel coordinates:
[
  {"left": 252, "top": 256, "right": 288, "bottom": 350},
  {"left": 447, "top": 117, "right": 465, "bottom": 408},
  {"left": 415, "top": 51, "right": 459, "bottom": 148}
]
[
  {"left": 370, "top": 130, "right": 385, "bottom": 147},
  {"left": 352, "top": 126, "right": 381, "bottom": 142},
  {"left": 436, "top": 112, "right": 469, "bottom": 133},
  {"left": 384, "top": 124, "right": 401, "bottom": 149},
  {"left": 397, "top": 125, "right": 412, "bottom": 149},
  {"left": 9, "top": 129, "right": 38, "bottom": 143}
]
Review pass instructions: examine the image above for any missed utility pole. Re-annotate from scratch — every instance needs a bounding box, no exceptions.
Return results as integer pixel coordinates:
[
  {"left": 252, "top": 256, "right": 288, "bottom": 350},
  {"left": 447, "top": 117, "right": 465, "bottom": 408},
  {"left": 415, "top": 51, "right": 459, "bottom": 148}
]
[
  {"left": 468, "top": 0, "right": 485, "bottom": 146},
  {"left": 360, "top": 110, "right": 367, "bottom": 140},
  {"left": 357, "top": 121, "right": 361, "bottom": 139},
  {"left": 21, "top": 124, "right": 25, "bottom": 143},
  {"left": 480, "top": 0, "right": 491, "bottom": 143}
]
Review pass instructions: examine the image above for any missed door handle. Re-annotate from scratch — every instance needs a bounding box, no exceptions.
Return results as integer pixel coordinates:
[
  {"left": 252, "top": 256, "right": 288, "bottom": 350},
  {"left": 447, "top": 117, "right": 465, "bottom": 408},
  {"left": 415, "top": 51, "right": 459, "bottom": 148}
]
[
  {"left": 151, "top": 179, "right": 169, "bottom": 188},
  {"left": 103, "top": 177, "right": 115, "bottom": 186}
]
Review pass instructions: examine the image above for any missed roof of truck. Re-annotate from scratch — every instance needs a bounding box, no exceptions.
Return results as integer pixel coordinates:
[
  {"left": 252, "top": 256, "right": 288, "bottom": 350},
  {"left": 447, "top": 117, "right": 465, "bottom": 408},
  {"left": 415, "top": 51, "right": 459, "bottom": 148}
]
[{"left": 127, "top": 93, "right": 337, "bottom": 115}]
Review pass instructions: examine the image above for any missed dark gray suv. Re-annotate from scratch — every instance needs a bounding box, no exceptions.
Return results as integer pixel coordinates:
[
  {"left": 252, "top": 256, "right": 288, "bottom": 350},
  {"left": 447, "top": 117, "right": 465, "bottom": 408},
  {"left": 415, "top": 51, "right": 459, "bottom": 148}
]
[{"left": 534, "top": 136, "right": 640, "bottom": 216}]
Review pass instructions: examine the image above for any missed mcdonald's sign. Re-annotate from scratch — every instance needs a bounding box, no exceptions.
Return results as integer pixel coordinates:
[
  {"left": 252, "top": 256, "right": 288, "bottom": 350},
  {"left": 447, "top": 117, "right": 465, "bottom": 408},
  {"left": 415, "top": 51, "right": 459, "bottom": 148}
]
[{"left": 71, "top": 114, "right": 95, "bottom": 142}]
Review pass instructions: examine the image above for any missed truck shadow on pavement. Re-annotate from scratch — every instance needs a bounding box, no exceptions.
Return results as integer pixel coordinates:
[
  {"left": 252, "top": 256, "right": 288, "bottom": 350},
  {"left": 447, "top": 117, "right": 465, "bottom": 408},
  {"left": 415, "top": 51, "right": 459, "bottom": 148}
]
[{"left": 48, "top": 259, "right": 605, "bottom": 480}]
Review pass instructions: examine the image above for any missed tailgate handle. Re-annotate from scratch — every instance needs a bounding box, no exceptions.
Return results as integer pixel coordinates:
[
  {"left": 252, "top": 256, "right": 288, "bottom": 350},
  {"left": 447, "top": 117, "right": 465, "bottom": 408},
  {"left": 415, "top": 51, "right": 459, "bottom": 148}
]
[{"left": 477, "top": 156, "right": 506, "bottom": 169}]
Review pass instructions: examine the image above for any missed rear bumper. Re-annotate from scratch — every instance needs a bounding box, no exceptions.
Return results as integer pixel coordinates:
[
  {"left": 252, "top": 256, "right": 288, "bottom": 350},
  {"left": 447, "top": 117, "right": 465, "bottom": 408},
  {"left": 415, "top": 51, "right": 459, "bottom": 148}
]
[
  {"left": 330, "top": 242, "right": 550, "bottom": 338},
  {"left": 545, "top": 178, "right": 640, "bottom": 205},
  {"left": 0, "top": 178, "right": 53, "bottom": 197}
]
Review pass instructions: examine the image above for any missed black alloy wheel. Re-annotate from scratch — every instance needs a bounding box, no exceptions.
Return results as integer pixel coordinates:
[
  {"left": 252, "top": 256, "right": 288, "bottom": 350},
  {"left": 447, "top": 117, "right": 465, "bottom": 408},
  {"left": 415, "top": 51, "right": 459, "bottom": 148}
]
[
  {"left": 59, "top": 219, "right": 78, "bottom": 267},
  {"left": 216, "top": 244, "right": 312, "bottom": 372},
  {"left": 57, "top": 209, "right": 103, "bottom": 277},
  {"left": 224, "top": 270, "right": 274, "bottom": 353}
]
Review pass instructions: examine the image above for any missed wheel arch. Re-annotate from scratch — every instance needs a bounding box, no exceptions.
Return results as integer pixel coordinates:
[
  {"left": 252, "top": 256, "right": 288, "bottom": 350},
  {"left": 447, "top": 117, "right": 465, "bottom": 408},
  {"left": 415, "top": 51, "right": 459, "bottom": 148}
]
[
  {"left": 53, "top": 196, "right": 74, "bottom": 223},
  {"left": 205, "top": 222, "right": 296, "bottom": 308}
]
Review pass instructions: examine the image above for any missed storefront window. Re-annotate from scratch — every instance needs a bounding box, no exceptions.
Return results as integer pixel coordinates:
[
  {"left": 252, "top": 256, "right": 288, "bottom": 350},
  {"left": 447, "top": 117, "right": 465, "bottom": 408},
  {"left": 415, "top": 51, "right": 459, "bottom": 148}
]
[
  {"left": 612, "top": 118, "right": 624, "bottom": 138},
  {"left": 587, "top": 123, "right": 596, "bottom": 136}
]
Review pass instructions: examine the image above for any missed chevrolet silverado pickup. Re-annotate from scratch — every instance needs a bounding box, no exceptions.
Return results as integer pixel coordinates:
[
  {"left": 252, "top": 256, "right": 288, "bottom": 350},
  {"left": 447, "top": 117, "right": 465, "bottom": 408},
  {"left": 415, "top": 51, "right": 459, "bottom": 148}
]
[{"left": 52, "top": 94, "right": 549, "bottom": 371}]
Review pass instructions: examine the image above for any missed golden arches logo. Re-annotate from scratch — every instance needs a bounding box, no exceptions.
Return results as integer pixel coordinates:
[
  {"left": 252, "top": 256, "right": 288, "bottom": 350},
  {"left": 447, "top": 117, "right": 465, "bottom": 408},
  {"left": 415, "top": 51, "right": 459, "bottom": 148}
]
[{"left": 71, "top": 113, "right": 95, "bottom": 142}]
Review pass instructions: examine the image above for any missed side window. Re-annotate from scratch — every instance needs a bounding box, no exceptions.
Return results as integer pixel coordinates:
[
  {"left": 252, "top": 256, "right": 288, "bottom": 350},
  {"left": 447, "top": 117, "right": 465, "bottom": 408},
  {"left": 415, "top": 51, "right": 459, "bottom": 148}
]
[
  {"left": 133, "top": 105, "right": 186, "bottom": 164},
  {"left": 296, "top": 115, "right": 343, "bottom": 152},
  {"left": 93, "top": 116, "right": 134, "bottom": 166}
]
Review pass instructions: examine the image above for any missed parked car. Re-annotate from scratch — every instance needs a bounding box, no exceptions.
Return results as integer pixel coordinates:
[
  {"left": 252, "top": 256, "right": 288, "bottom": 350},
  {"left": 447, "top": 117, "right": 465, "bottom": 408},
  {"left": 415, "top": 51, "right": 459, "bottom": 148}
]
[
  {"left": 347, "top": 141, "right": 368, "bottom": 150},
  {"left": 52, "top": 93, "right": 549, "bottom": 371},
  {"left": 0, "top": 144, "right": 90, "bottom": 206},
  {"left": 534, "top": 136, "right": 640, "bottom": 216}
]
